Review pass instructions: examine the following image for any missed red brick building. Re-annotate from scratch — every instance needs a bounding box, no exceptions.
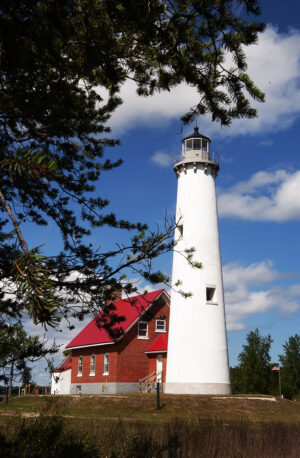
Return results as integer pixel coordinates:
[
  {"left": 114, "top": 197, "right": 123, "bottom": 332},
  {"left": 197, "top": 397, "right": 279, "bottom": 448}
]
[{"left": 60, "top": 289, "right": 170, "bottom": 394}]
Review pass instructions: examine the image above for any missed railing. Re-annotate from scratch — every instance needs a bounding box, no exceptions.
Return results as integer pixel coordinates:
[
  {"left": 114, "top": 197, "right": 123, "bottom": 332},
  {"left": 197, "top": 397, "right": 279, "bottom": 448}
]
[{"left": 139, "top": 371, "right": 163, "bottom": 392}]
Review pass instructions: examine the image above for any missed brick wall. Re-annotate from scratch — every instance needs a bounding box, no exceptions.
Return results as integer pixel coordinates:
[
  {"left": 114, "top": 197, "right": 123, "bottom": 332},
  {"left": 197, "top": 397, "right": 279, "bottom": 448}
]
[
  {"left": 116, "top": 299, "right": 169, "bottom": 383},
  {"left": 71, "top": 346, "right": 118, "bottom": 384},
  {"left": 70, "top": 296, "right": 170, "bottom": 385}
]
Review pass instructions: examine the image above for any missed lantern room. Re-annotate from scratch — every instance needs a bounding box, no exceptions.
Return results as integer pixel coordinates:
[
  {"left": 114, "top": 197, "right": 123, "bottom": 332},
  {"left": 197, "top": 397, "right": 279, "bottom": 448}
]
[{"left": 181, "top": 126, "right": 211, "bottom": 161}]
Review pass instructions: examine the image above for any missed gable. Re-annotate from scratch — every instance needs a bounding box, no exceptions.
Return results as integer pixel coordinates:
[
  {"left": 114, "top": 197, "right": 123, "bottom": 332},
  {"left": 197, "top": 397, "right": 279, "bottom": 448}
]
[{"left": 66, "top": 289, "right": 169, "bottom": 349}]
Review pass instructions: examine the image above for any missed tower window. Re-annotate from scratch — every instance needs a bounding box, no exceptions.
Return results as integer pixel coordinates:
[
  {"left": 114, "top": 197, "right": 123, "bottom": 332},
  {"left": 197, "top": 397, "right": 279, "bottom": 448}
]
[
  {"left": 178, "top": 224, "right": 183, "bottom": 240},
  {"left": 206, "top": 286, "right": 217, "bottom": 304}
]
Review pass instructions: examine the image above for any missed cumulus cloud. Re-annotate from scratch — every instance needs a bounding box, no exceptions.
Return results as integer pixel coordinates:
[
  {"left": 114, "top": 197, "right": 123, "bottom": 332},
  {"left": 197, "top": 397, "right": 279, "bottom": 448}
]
[
  {"left": 218, "top": 169, "right": 300, "bottom": 222},
  {"left": 223, "top": 261, "right": 300, "bottom": 331},
  {"left": 107, "top": 26, "right": 300, "bottom": 137},
  {"left": 151, "top": 151, "right": 173, "bottom": 167}
]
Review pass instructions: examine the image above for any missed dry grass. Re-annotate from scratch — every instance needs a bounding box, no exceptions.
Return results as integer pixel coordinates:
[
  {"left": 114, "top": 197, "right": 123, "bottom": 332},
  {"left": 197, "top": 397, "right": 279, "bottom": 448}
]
[{"left": 1, "top": 396, "right": 300, "bottom": 456}]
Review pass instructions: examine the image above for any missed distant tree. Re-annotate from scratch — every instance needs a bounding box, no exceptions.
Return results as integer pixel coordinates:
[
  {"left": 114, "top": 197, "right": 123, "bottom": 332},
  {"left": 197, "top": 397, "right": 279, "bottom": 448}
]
[
  {"left": 279, "top": 334, "right": 300, "bottom": 398},
  {"left": 0, "top": 1, "right": 265, "bottom": 335},
  {"left": 0, "top": 323, "right": 56, "bottom": 393},
  {"left": 237, "top": 328, "right": 273, "bottom": 394},
  {"left": 230, "top": 366, "right": 243, "bottom": 394}
]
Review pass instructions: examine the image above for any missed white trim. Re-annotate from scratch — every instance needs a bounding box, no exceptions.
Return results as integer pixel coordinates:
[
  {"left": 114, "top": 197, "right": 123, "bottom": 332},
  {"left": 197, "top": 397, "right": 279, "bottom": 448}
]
[
  {"left": 90, "top": 354, "right": 96, "bottom": 376},
  {"left": 67, "top": 341, "right": 115, "bottom": 350},
  {"left": 145, "top": 350, "right": 167, "bottom": 354},
  {"left": 77, "top": 355, "right": 83, "bottom": 376},
  {"left": 138, "top": 321, "right": 148, "bottom": 339},
  {"left": 103, "top": 353, "right": 109, "bottom": 375},
  {"left": 155, "top": 319, "right": 166, "bottom": 332}
]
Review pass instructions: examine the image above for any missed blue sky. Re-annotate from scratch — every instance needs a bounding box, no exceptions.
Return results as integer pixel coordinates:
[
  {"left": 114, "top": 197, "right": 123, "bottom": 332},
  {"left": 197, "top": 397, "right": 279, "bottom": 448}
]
[{"left": 23, "top": 1, "right": 300, "bottom": 385}]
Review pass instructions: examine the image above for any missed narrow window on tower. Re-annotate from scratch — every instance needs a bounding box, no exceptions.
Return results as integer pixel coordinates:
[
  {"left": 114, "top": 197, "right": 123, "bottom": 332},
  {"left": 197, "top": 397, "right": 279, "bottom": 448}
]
[
  {"left": 206, "top": 285, "right": 217, "bottom": 304},
  {"left": 178, "top": 224, "right": 183, "bottom": 240}
]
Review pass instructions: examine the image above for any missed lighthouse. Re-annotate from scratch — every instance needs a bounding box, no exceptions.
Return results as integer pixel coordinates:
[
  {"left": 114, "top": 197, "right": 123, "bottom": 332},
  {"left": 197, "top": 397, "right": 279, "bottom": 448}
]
[{"left": 165, "top": 127, "right": 231, "bottom": 395}]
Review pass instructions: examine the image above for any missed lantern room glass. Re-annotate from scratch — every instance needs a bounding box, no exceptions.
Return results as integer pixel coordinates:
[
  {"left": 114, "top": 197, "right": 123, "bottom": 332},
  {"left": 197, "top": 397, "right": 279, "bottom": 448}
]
[{"left": 182, "top": 137, "right": 210, "bottom": 155}]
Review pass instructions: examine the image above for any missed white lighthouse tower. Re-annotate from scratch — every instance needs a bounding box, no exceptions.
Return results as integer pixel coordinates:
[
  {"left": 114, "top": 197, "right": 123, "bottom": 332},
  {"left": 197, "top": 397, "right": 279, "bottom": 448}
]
[{"left": 165, "top": 127, "right": 231, "bottom": 395}]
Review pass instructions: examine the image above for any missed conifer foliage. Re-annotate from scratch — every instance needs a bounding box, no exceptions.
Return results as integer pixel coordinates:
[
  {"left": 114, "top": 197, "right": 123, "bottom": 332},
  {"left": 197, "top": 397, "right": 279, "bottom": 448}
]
[
  {"left": 236, "top": 328, "right": 273, "bottom": 394},
  {"left": 0, "top": 1, "right": 265, "bottom": 336}
]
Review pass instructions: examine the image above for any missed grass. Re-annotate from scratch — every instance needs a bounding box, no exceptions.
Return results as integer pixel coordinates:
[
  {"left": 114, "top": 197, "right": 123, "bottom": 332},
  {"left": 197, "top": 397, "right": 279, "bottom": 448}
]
[{"left": 1, "top": 393, "right": 300, "bottom": 423}]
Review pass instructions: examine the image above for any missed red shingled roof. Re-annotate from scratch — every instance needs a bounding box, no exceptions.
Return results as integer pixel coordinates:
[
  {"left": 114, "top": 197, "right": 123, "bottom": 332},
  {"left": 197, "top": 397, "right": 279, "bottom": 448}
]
[
  {"left": 54, "top": 353, "right": 72, "bottom": 372},
  {"left": 145, "top": 333, "right": 168, "bottom": 353},
  {"left": 66, "top": 289, "right": 166, "bottom": 349}
]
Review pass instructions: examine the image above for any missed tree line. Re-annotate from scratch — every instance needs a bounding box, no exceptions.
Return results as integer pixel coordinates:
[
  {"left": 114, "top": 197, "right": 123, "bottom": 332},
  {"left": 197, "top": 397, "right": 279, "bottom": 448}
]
[{"left": 231, "top": 329, "right": 300, "bottom": 399}]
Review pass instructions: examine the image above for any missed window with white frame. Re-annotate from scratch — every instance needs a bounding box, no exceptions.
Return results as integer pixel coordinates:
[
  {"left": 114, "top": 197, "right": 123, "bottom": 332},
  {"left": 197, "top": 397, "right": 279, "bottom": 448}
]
[
  {"left": 138, "top": 321, "right": 148, "bottom": 339},
  {"left": 78, "top": 356, "right": 83, "bottom": 376},
  {"left": 155, "top": 319, "right": 166, "bottom": 332},
  {"left": 103, "top": 353, "right": 109, "bottom": 375},
  {"left": 90, "top": 354, "right": 95, "bottom": 375}
]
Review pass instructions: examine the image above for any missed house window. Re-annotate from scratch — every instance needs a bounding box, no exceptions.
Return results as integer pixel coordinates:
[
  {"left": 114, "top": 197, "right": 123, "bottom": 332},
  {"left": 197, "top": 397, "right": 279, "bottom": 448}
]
[
  {"left": 156, "top": 319, "right": 166, "bottom": 332},
  {"left": 78, "top": 356, "right": 83, "bottom": 376},
  {"left": 206, "top": 286, "right": 217, "bottom": 304},
  {"left": 90, "top": 354, "right": 95, "bottom": 376},
  {"left": 138, "top": 321, "right": 148, "bottom": 339},
  {"left": 103, "top": 353, "right": 109, "bottom": 375}
]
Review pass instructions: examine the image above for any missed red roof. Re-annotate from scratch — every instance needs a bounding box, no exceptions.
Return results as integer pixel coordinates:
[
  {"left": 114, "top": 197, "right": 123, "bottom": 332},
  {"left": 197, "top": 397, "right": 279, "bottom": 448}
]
[
  {"left": 145, "top": 333, "right": 168, "bottom": 353},
  {"left": 54, "top": 353, "right": 72, "bottom": 372},
  {"left": 66, "top": 289, "right": 166, "bottom": 349}
]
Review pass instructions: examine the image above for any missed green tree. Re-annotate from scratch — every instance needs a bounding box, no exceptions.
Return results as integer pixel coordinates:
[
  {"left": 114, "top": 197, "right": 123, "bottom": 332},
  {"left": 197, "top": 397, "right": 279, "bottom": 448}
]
[
  {"left": 0, "top": 1, "right": 265, "bottom": 332},
  {"left": 0, "top": 323, "right": 56, "bottom": 393},
  {"left": 237, "top": 328, "right": 273, "bottom": 394},
  {"left": 230, "top": 366, "right": 243, "bottom": 394},
  {"left": 279, "top": 334, "right": 300, "bottom": 398}
]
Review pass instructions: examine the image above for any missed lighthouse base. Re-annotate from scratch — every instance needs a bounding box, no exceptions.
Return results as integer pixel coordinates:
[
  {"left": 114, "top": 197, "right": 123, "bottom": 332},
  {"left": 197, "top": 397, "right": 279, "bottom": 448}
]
[{"left": 165, "top": 382, "right": 232, "bottom": 395}]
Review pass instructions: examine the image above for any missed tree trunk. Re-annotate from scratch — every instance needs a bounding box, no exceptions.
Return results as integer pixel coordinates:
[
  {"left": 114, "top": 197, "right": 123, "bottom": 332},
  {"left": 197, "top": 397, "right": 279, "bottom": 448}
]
[{"left": 8, "top": 363, "right": 14, "bottom": 396}]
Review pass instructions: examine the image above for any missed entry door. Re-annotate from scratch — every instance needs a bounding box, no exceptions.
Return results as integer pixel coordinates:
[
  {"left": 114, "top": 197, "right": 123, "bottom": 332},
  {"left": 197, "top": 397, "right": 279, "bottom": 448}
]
[{"left": 156, "top": 354, "right": 163, "bottom": 382}]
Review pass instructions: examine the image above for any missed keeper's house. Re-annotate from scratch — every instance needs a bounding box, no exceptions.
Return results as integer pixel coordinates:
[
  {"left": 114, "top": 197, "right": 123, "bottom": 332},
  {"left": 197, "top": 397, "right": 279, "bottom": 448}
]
[{"left": 51, "top": 289, "right": 170, "bottom": 395}]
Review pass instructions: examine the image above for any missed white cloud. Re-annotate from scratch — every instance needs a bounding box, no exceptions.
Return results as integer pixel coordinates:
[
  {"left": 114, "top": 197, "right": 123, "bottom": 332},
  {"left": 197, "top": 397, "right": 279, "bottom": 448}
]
[
  {"left": 223, "top": 261, "right": 300, "bottom": 331},
  {"left": 151, "top": 151, "right": 173, "bottom": 167},
  {"left": 106, "top": 26, "right": 300, "bottom": 137},
  {"left": 218, "top": 169, "right": 300, "bottom": 222}
]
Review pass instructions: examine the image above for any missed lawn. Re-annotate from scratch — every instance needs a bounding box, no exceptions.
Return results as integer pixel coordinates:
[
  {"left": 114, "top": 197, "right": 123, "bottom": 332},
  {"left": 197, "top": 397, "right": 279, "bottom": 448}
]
[{"left": 1, "top": 393, "right": 300, "bottom": 423}]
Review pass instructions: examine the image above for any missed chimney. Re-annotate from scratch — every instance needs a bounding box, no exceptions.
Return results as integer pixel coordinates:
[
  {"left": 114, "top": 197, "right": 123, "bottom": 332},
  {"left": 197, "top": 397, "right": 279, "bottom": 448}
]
[{"left": 105, "top": 285, "right": 122, "bottom": 305}]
